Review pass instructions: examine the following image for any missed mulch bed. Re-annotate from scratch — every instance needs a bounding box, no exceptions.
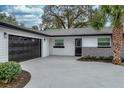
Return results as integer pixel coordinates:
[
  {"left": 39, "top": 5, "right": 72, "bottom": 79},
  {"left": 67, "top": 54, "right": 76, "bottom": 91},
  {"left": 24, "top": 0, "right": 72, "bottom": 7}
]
[
  {"left": 78, "top": 58, "right": 124, "bottom": 67},
  {"left": 0, "top": 70, "right": 31, "bottom": 88},
  {"left": 120, "top": 63, "right": 124, "bottom": 67}
]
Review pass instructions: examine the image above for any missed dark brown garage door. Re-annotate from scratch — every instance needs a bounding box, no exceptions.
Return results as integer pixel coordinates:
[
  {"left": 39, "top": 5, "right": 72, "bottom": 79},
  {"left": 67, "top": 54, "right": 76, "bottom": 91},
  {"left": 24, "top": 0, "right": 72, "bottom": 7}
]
[{"left": 9, "top": 35, "right": 41, "bottom": 62}]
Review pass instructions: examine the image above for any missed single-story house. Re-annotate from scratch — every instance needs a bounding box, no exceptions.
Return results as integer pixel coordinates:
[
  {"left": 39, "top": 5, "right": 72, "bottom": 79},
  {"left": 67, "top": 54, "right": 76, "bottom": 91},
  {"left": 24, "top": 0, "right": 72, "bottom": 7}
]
[{"left": 0, "top": 21, "right": 124, "bottom": 62}]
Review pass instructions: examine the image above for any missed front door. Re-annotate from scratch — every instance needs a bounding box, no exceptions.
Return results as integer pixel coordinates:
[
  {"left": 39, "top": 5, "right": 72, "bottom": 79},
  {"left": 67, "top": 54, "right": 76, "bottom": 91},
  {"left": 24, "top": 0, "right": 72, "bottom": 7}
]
[{"left": 75, "top": 38, "right": 82, "bottom": 56}]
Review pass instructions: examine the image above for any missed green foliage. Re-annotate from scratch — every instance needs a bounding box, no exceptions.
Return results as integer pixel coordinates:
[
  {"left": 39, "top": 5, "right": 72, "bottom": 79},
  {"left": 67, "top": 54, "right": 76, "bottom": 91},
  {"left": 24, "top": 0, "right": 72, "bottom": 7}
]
[
  {"left": 0, "top": 13, "right": 18, "bottom": 26},
  {"left": 41, "top": 5, "right": 96, "bottom": 30},
  {"left": 90, "top": 12, "right": 106, "bottom": 30},
  {"left": 0, "top": 61, "right": 22, "bottom": 83},
  {"left": 78, "top": 55, "right": 116, "bottom": 62},
  {"left": 32, "top": 25, "right": 39, "bottom": 31},
  {"left": 90, "top": 5, "right": 124, "bottom": 29},
  {"left": 19, "top": 23, "right": 25, "bottom": 27}
]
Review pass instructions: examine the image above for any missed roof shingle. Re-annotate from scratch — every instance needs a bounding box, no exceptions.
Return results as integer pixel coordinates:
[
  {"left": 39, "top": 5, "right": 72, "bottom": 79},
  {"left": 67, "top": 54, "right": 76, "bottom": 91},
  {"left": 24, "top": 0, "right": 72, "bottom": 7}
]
[
  {"left": 1, "top": 21, "right": 123, "bottom": 37},
  {"left": 42, "top": 27, "right": 113, "bottom": 36}
]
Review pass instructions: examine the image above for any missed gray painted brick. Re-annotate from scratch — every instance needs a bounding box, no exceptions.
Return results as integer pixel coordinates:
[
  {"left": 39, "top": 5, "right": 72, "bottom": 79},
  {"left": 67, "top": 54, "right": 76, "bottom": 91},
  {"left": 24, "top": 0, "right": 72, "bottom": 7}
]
[{"left": 82, "top": 47, "right": 124, "bottom": 58}]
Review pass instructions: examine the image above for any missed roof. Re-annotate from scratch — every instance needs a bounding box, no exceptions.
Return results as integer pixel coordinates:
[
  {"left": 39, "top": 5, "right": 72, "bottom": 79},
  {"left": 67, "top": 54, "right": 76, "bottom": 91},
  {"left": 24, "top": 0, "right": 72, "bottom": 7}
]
[
  {"left": 42, "top": 27, "right": 113, "bottom": 37},
  {"left": 0, "top": 21, "right": 121, "bottom": 37},
  {"left": 0, "top": 21, "right": 49, "bottom": 37}
]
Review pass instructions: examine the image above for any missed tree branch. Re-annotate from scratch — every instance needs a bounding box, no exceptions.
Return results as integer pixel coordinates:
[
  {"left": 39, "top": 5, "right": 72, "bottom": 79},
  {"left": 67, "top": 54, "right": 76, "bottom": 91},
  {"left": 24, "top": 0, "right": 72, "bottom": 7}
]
[{"left": 49, "top": 9, "right": 66, "bottom": 29}]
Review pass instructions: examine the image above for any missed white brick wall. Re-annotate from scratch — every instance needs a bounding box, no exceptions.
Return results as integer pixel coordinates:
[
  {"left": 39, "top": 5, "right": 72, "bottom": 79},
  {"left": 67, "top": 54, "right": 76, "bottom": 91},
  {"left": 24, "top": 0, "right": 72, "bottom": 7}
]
[
  {"left": 0, "top": 31, "right": 8, "bottom": 62},
  {"left": 42, "top": 37, "right": 49, "bottom": 57},
  {"left": 82, "top": 36, "right": 111, "bottom": 47},
  {"left": 49, "top": 37, "right": 76, "bottom": 56},
  {"left": 49, "top": 36, "right": 112, "bottom": 56},
  {"left": 82, "top": 36, "right": 97, "bottom": 47}
]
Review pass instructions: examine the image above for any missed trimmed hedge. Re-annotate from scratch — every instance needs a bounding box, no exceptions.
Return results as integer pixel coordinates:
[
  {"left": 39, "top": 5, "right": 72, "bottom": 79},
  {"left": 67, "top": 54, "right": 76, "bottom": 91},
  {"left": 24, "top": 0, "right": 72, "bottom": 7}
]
[
  {"left": 78, "top": 55, "right": 124, "bottom": 62},
  {"left": 0, "top": 61, "right": 22, "bottom": 83}
]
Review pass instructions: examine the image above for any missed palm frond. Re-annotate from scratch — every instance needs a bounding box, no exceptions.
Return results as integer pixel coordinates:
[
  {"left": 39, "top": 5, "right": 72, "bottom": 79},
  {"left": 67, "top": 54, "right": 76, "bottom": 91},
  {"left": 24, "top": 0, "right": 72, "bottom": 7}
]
[
  {"left": 91, "top": 5, "right": 124, "bottom": 30},
  {"left": 90, "top": 11, "right": 106, "bottom": 30}
]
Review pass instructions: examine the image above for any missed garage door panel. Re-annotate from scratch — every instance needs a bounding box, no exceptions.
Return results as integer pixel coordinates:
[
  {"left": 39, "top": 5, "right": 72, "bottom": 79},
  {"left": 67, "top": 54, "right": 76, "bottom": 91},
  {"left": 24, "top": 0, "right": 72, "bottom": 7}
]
[{"left": 9, "top": 35, "right": 41, "bottom": 62}]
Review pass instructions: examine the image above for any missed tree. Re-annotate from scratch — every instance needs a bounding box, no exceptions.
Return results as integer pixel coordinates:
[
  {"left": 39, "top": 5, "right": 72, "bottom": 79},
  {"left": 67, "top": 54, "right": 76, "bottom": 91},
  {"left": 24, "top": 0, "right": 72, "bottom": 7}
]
[
  {"left": 41, "top": 5, "right": 96, "bottom": 30},
  {"left": 6, "top": 15, "right": 18, "bottom": 25},
  {"left": 19, "top": 22, "right": 25, "bottom": 27},
  {"left": 0, "top": 13, "right": 18, "bottom": 25},
  {"left": 0, "top": 13, "right": 6, "bottom": 21},
  {"left": 32, "top": 25, "right": 39, "bottom": 30},
  {"left": 91, "top": 5, "right": 124, "bottom": 64}
]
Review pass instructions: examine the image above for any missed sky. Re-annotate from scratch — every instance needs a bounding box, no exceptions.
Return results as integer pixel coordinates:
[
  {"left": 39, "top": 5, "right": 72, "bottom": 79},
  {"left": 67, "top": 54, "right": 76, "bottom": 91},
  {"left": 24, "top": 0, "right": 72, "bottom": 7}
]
[
  {"left": 0, "top": 5, "right": 111, "bottom": 28},
  {"left": 0, "top": 5, "right": 44, "bottom": 28}
]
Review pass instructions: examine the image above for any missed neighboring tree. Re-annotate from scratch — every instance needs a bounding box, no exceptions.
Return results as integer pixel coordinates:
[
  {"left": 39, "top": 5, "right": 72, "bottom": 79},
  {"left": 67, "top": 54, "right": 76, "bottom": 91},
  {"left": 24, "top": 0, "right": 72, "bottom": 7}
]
[
  {"left": 19, "top": 22, "right": 25, "bottom": 27},
  {"left": 0, "top": 13, "right": 6, "bottom": 21},
  {"left": 6, "top": 15, "right": 18, "bottom": 25},
  {"left": 91, "top": 5, "right": 124, "bottom": 64},
  {"left": 41, "top": 5, "right": 96, "bottom": 30},
  {"left": 0, "top": 13, "right": 18, "bottom": 25},
  {"left": 32, "top": 25, "right": 39, "bottom": 30}
]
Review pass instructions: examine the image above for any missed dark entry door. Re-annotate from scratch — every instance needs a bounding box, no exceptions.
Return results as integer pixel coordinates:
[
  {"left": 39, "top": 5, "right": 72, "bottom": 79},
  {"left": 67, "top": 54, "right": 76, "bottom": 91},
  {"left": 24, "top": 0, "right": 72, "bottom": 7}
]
[
  {"left": 75, "top": 38, "right": 82, "bottom": 56},
  {"left": 9, "top": 35, "right": 41, "bottom": 62}
]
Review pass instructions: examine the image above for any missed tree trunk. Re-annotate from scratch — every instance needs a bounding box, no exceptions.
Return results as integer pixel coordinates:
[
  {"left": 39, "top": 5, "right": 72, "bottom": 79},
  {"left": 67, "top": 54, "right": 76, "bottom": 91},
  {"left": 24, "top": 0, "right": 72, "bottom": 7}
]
[{"left": 112, "top": 25, "right": 123, "bottom": 64}]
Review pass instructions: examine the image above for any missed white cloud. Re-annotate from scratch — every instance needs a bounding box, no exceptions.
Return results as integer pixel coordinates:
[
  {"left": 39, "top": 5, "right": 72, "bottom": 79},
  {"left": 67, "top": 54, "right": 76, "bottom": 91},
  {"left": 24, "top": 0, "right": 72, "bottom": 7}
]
[
  {"left": 12, "top": 5, "right": 43, "bottom": 14},
  {"left": 1, "top": 5, "right": 44, "bottom": 28},
  {"left": 16, "top": 14, "right": 36, "bottom": 20},
  {"left": 16, "top": 14, "right": 42, "bottom": 27},
  {"left": 0, "top": 11, "right": 10, "bottom": 16},
  {"left": 105, "top": 22, "right": 111, "bottom": 27}
]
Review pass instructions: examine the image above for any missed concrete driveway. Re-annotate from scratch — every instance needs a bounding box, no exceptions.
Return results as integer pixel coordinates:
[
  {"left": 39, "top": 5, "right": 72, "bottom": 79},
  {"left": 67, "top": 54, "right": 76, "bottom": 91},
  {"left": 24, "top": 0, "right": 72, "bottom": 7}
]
[{"left": 20, "top": 56, "right": 124, "bottom": 88}]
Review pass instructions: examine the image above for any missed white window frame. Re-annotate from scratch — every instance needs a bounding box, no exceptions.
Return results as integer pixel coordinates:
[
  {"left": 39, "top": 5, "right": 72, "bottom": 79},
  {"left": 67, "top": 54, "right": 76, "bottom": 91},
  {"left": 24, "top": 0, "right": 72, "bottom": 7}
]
[
  {"left": 54, "top": 39, "right": 64, "bottom": 46},
  {"left": 97, "top": 37, "right": 111, "bottom": 48}
]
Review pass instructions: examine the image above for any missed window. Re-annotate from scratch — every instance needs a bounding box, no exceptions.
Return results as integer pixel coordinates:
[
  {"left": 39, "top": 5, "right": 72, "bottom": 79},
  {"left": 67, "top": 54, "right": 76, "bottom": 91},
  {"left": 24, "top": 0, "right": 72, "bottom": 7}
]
[
  {"left": 54, "top": 39, "right": 64, "bottom": 48},
  {"left": 98, "top": 37, "right": 111, "bottom": 47}
]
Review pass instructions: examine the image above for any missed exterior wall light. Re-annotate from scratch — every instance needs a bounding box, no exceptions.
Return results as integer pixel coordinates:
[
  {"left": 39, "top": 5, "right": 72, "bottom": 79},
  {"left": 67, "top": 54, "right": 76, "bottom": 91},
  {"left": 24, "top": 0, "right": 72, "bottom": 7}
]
[
  {"left": 32, "top": 39, "right": 35, "bottom": 42},
  {"left": 4, "top": 32, "right": 7, "bottom": 38},
  {"left": 44, "top": 38, "right": 46, "bottom": 41}
]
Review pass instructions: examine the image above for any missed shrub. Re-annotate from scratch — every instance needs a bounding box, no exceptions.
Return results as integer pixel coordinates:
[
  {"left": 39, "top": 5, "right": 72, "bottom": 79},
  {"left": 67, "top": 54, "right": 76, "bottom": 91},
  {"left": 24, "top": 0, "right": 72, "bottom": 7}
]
[
  {"left": 78, "top": 56, "right": 124, "bottom": 63},
  {"left": 0, "top": 61, "right": 22, "bottom": 83}
]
